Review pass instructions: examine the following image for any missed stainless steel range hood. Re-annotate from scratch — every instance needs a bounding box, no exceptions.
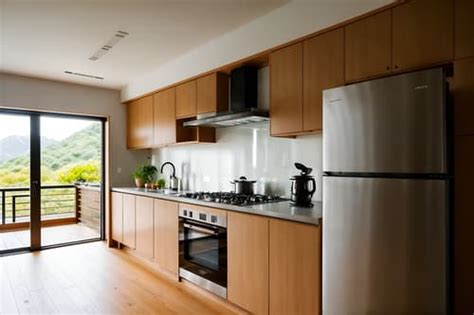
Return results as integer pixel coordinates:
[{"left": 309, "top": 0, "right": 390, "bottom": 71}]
[
  {"left": 183, "top": 66, "right": 269, "bottom": 128},
  {"left": 183, "top": 109, "right": 269, "bottom": 127}
]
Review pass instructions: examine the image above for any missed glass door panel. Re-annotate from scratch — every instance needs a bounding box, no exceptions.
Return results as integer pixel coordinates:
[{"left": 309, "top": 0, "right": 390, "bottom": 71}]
[
  {"left": 40, "top": 116, "right": 103, "bottom": 247},
  {"left": 0, "top": 113, "right": 31, "bottom": 252}
]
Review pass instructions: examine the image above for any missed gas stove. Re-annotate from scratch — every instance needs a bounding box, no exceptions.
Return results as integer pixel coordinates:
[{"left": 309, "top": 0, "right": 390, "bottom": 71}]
[{"left": 180, "top": 191, "right": 287, "bottom": 206}]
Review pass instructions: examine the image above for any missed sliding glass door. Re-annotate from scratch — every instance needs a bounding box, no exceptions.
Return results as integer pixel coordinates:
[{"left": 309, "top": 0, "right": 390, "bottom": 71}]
[
  {"left": 40, "top": 116, "right": 103, "bottom": 247},
  {"left": 0, "top": 112, "right": 32, "bottom": 252},
  {"left": 0, "top": 109, "right": 105, "bottom": 254}
]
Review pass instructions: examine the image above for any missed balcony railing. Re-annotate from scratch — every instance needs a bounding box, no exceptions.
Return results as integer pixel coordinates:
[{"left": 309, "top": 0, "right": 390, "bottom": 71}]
[{"left": 0, "top": 185, "right": 77, "bottom": 225}]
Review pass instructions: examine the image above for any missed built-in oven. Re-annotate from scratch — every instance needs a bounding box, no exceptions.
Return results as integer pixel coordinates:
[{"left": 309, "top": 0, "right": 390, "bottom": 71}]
[{"left": 179, "top": 206, "right": 227, "bottom": 298}]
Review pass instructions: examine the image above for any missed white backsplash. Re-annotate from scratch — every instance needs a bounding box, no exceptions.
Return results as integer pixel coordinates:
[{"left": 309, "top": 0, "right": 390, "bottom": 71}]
[{"left": 151, "top": 122, "right": 323, "bottom": 201}]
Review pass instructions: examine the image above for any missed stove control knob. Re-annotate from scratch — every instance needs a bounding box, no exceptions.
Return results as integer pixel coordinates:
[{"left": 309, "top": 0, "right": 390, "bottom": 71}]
[{"left": 211, "top": 215, "right": 217, "bottom": 223}]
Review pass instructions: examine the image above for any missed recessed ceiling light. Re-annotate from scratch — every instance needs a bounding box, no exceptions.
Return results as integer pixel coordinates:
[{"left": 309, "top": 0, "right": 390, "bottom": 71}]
[
  {"left": 89, "top": 30, "right": 130, "bottom": 61},
  {"left": 64, "top": 71, "right": 104, "bottom": 80}
]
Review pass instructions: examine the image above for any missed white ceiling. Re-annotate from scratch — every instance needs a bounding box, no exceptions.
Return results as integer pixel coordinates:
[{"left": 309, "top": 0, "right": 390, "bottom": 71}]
[{"left": 0, "top": 0, "right": 288, "bottom": 89}]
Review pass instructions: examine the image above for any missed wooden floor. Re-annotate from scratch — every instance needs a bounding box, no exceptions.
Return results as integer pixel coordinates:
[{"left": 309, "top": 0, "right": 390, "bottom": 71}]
[
  {"left": 0, "top": 242, "right": 241, "bottom": 314},
  {"left": 0, "top": 224, "right": 100, "bottom": 251}
]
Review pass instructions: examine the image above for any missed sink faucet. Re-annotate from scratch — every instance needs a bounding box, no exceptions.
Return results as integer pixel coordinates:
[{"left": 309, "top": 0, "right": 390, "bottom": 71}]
[{"left": 160, "top": 162, "right": 178, "bottom": 190}]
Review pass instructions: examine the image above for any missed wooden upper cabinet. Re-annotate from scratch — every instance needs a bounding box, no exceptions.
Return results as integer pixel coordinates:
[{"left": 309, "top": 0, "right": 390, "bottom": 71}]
[
  {"left": 111, "top": 192, "right": 123, "bottom": 243},
  {"left": 303, "top": 29, "right": 344, "bottom": 132},
  {"left": 122, "top": 194, "right": 136, "bottom": 249},
  {"left": 270, "top": 42, "right": 303, "bottom": 135},
  {"left": 176, "top": 80, "right": 197, "bottom": 118},
  {"left": 455, "top": 0, "right": 474, "bottom": 59},
  {"left": 392, "top": 0, "right": 454, "bottom": 71},
  {"left": 452, "top": 58, "right": 474, "bottom": 135},
  {"left": 127, "top": 95, "right": 154, "bottom": 149},
  {"left": 153, "top": 88, "right": 176, "bottom": 146},
  {"left": 345, "top": 10, "right": 392, "bottom": 81},
  {"left": 135, "top": 196, "right": 154, "bottom": 260},
  {"left": 269, "top": 219, "right": 321, "bottom": 315},
  {"left": 228, "top": 212, "right": 269, "bottom": 315},
  {"left": 197, "top": 73, "right": 229, "bottom": 115},
  {"left": 154, "top": 199, "right": 179, "bottom": 278}
]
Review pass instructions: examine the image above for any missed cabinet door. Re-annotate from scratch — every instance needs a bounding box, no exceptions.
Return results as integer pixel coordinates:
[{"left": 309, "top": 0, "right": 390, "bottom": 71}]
[
  {"left": 345, "top": 10, "right": 392, "bottom": 81},
  {"left": 453, "top": 58, "right": 474, "bottom": 135},
  {"left": 197, "top": 73, "right": 229, "bottom": 115},
  {"left": 153, "top": 88, "right": 176, "bottom": 146},
  {"left": 454, "top": 135, "right": 474, "bottom": 314},
  {"left": 392, "top": 0, "right": 454, "bottom": 71},
  {"left": 270, "top": 43, "right": 303, "bottom": 135},
  {"left": 127, "top": 95, "right": 154, "bottom": 149},
  {"left": 154, "top": 199, "right": 179, "bottom": 277},
  {"left": 303, "top": 29, "right": 344, "bottom": 132},
  {"left": 455, "top": 0, "right": 474, "bottom": 59},
  {"left": 269, "top": 219, "right": 321, "bottom": 315},
  {"left": 228, "top": 212, "right": 269, "bottom": 315},
  {"left": 111, "top": 192, "right": 123, "bottom": 243},
  {"left": 122, "top": 194, "right": 136, "bottom": 249},
  {"left": 135, "top": 196, "right": 154, "bottom": 259},
  {"left": 176, "top": 80, "right": 197, "bottom": 118}
]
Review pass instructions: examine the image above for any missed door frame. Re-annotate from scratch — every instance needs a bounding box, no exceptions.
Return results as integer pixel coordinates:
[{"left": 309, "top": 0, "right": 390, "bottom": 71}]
[{"left": 0, "top": 108, "right": 107, "bottom": 254}]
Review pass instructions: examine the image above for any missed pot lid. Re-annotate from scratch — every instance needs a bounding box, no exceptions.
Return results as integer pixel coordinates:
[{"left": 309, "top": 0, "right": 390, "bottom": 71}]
[{"left": 230, "top": 176, "right": 257, "bottom": 184}]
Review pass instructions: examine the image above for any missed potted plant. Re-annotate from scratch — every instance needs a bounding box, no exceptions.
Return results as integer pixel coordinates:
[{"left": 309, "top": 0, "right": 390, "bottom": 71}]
[{"left": 131, "top": 164, "right": 157, "bottom": 188}]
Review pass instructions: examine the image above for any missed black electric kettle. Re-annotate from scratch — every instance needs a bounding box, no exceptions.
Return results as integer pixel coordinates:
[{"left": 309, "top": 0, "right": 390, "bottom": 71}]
[{"left": 290, "top": 163, "right": 316, "bottom": 207}]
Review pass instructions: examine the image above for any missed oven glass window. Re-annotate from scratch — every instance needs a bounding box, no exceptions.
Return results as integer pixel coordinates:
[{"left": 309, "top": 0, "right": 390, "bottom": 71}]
[{"left": 186, "top": 228, "right": 220, "bottom": 271}]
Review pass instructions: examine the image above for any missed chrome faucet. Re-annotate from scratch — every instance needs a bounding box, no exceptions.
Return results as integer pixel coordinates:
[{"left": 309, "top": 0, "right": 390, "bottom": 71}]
[{"left": 160, "top": 162, "right": 178, "bottom": 190}]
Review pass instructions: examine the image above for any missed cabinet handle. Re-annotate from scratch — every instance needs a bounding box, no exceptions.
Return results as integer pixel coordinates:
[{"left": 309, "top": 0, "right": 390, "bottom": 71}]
[
  {"left": 394, "top": 65, "right": 398, "bottom": 69},
  {"left": 386, "top": 66, "right": 390, "bottom": 71}
]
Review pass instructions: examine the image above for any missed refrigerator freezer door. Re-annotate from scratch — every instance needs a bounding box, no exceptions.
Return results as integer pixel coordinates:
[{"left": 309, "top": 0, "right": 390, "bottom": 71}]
[
  {"left": 323, "top": 68, "right": 446, "bottom": 174},
  {"left": 322, "top": 176, "right": 447, "bottom": 314}
]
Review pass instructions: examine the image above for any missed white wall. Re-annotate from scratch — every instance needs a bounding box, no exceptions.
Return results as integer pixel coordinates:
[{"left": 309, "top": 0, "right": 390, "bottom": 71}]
[
  {"left": 122, "top": 0, "right": 393, "bottom": 101},
  {"left": 0, "top": 73, "right": 149, "bottom": 186},
  {"left": 152, "top": 123, "right": 323, "bottom": 201}
]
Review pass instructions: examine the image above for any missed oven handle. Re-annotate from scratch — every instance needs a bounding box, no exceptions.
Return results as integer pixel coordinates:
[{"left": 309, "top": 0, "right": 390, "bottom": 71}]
[{"left": 183, "top": 223, "right": 218, "bottom": 235}]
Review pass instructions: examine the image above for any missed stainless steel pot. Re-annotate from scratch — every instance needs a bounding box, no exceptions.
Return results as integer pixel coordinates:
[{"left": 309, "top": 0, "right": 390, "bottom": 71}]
[{"left": 230, "top": 176, "right": 256, "bottom": 195}]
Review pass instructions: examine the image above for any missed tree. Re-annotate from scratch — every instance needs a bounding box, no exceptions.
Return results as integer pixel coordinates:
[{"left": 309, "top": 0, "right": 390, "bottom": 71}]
[{"left": 57, "top": 162, "right": 100, "bottom": 184}]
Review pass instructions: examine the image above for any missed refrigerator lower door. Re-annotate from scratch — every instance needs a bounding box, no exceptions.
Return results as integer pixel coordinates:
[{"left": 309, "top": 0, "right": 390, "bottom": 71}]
[
  {"left": 323, "top": 68, "right": 446, "bottom": 174},
  {"left": 323, "top": 177, "right": 447, "bottom": 314}
]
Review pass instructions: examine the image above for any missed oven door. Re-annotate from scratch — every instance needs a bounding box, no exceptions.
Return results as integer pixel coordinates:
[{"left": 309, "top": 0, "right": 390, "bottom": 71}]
[{"left": 179, "top": 218, "right": 227, "bottom": 297}]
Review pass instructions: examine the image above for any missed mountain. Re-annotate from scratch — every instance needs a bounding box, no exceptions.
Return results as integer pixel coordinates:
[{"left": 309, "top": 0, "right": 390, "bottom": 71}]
[
  {"left": 0, "top": 124, "right": 101, "bottom": 171},
  {"left": 0, "top": 135, "right": 57, "bottom": 163}
]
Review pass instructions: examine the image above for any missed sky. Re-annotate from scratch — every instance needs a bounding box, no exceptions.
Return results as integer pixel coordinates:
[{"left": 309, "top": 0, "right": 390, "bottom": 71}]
[{"left": 0, "top": 114, "right": 95, "bottom": 141}]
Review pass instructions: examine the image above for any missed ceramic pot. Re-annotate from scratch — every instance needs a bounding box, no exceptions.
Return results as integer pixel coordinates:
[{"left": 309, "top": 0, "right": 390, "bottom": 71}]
[{"left": 135, "top": 177, "right": 145, "bottom": 188}]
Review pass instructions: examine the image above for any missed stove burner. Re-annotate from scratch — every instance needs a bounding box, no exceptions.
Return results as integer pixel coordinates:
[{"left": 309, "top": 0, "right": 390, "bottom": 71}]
[{"left": 181, "top": 191, "right": 286, "bottom": 206}]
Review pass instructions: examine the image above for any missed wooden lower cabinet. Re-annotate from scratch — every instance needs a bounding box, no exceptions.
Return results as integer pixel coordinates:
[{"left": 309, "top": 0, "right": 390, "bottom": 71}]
[
  {"left": 269, "top": 219, "right": 321, "bottom": 315},
  {"left": 122, "top": 194, "right": 136, "bottom": 249},
  {"left": 154, "top": 199, "right": 179, "bottom": 277},
  {"left": 135, "top": 196, "right": 154, "bottom": 259},
  {"left": 454, "top": 135, "right": 474, "bottom": 314},
  {"left": 111, "top": 192, "right": 123, "bottom": 243},
  {"left": 228, "top": 212, "right": 269, "bottom": 315}
]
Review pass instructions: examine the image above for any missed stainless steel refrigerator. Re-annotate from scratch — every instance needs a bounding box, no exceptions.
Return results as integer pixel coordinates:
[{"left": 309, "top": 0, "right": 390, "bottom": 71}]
[{"left": 322, "top": 68, "right": 450, "bottom": 314}]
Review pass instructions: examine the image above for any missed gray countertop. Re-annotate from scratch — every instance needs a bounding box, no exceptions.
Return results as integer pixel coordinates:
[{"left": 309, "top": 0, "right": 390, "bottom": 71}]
[{"left": 112, "top": 187, "right": 322, "bottom": 225}]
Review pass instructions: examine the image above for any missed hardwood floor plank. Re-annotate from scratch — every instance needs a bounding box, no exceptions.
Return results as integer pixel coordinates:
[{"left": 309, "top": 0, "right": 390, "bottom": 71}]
[{"left": 1, "top": 242, "right": 239, "bottom": 314}]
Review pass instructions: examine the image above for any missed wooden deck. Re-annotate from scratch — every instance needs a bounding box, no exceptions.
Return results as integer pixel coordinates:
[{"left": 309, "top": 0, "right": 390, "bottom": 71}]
[
  {"left": 0, "top": 223, "right": 99, "bottom": 251},
  {"left": 0, "top": 242, "right": 242, "bottom": 314}
]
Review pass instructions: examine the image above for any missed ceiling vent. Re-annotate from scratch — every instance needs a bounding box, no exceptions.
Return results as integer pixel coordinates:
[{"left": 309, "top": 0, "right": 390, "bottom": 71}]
[
  {"left": 89, "top": 30, "right": 129, "bottom": 61},
  {"left": 64, "top": 71, "right": 104, "bottom": 80}
]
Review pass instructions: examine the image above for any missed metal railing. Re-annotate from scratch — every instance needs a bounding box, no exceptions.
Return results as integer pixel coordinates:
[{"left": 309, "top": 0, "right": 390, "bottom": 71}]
[{"left": 0, "top": 185, "right": 76, "bottom": 225}]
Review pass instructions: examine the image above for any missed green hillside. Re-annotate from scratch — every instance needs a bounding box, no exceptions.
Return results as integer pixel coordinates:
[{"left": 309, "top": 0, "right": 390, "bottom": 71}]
[{"left": 0, "top": 124, "right": 102, "bottom": 187}]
